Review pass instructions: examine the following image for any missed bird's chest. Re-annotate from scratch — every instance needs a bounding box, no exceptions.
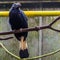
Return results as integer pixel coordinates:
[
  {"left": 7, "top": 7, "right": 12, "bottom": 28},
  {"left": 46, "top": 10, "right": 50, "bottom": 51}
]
[
  {"left": 11, "top": 19, "right": 23, "bottom": 28},
  {"left": 10, "top": 17, "right": 27, "bottom": 29},
  {"left": 9, "top": 10, "right": 28, "bottom": 29}
]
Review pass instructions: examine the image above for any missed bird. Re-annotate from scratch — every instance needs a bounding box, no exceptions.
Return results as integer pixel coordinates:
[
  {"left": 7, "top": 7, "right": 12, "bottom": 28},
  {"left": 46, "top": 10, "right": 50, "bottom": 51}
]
[{"left": 9, "top": 2, "right": 29, "bottom": 58}]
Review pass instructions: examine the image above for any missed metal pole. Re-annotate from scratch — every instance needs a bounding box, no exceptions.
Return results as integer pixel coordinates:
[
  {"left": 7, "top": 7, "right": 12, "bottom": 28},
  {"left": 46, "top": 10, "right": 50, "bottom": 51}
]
[
  {"left": 0, "top": 11, "right": 60, "bottom": 17},
  {"left": 39, "top": 17, "right": 43, "bottom": 60}
]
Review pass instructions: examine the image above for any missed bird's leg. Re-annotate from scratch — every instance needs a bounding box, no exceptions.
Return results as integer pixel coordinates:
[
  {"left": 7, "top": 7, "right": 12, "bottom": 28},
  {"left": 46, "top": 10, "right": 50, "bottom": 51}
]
[
  {"left": 19, "top": 36, "right": 24, "bottom": 50},
  {"left": 19, "top": 36, "right": 28, "bottom": 50},
  {"left": 19, "top": 36, "right": 29, "bottom": 58},
  {"left": 23, "top": 40, "right": 28, "bottom": 49}
]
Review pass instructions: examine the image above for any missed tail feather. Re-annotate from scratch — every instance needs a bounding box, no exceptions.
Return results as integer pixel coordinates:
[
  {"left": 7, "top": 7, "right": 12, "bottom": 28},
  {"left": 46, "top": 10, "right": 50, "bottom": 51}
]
[
  {"left": 19, "top": 36, "right": 29, "bottom": 58},
  {"left": 19, "top": 49, "right": 29, "bottom": 58}
]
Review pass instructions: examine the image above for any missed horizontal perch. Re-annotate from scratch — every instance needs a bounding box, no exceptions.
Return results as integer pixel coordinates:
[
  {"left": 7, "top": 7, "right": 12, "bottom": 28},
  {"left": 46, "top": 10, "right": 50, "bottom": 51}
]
[
  {"left": 0, "top": 17, "right": 60, "bottom": 35},
  {"left": 0, "top": 26, "right": 60, "bottom": 35},
  {"left": 0, "top": 16, "right": 60, "bottom": 36},
  {"left": 0, "top": 11, "right": 60, "bottom": 17},
  {"left": 0, "top": 26, "right": 49, "bottom": 35}
]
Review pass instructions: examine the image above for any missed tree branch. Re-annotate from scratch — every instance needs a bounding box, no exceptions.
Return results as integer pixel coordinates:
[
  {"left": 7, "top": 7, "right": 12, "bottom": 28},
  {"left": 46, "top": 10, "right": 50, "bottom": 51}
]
[
  {"left": 0, "top": 26, "right": 49, "bottom": 35},
  {"left": 0, "top": 37, "right": 13, "bottom": 40},
  {"left": 49, "top": 16, "right": 60, "bottom": 26},
  {"left": 0, "top": 16, "right": 60, "bottom": 36}
]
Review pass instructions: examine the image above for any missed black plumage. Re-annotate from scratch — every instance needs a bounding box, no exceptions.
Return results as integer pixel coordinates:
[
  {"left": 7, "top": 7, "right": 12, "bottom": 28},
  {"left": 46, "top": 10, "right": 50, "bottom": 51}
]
[
  {"left": 9, "top": 3, "right": 29, "bottom": 58},
  {"left": 9, "top": 3, "right": 28, "bottom": 41}
]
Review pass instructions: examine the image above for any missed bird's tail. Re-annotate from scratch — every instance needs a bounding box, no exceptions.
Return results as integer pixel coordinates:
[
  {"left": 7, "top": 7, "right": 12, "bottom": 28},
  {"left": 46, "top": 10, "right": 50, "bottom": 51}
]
[
  {"left": 19, "top": 48, "right": 29, "bottom": 58},
  {"left": 19, "top": 36, "right": 29, "bottom": 58}
]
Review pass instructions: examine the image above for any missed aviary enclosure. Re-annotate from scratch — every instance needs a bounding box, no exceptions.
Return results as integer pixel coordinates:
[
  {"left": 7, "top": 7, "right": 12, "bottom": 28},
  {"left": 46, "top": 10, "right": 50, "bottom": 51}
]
[{"left": 0, "top": 1, "right": 60, "bottom": 60}]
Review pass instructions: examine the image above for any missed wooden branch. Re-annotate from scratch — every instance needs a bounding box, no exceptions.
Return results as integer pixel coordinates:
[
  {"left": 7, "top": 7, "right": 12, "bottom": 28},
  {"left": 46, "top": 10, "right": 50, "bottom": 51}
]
[
  {"left": 48, "top": 16, "right": 60, "bottom": 32},
  {"left": 0, "top": 16, "right": 60, "bottom": 36},
  {"left": 0, "top": 37, "right": 13, "bottom": 40},
  {"left": 49, "top": 27, "right": 60, "bottom": 32},
  {"left": 0, "top": 26, "right": 49, "bottom": 35},
  {"left": 49, "top": 16, "right": 60, "bottom": 26}
]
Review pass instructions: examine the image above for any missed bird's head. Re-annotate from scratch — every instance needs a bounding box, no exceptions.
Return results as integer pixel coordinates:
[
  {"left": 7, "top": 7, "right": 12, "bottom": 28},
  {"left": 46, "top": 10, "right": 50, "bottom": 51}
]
[{"left": 12, "top": 2, "right": 21, "bottom": 9}]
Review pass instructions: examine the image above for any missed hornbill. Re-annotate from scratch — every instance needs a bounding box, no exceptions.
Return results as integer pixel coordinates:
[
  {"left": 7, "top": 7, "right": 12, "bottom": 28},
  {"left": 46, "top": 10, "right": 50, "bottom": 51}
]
[{"left": 9, "top": 3, "right": 29, "bottom": 58}]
